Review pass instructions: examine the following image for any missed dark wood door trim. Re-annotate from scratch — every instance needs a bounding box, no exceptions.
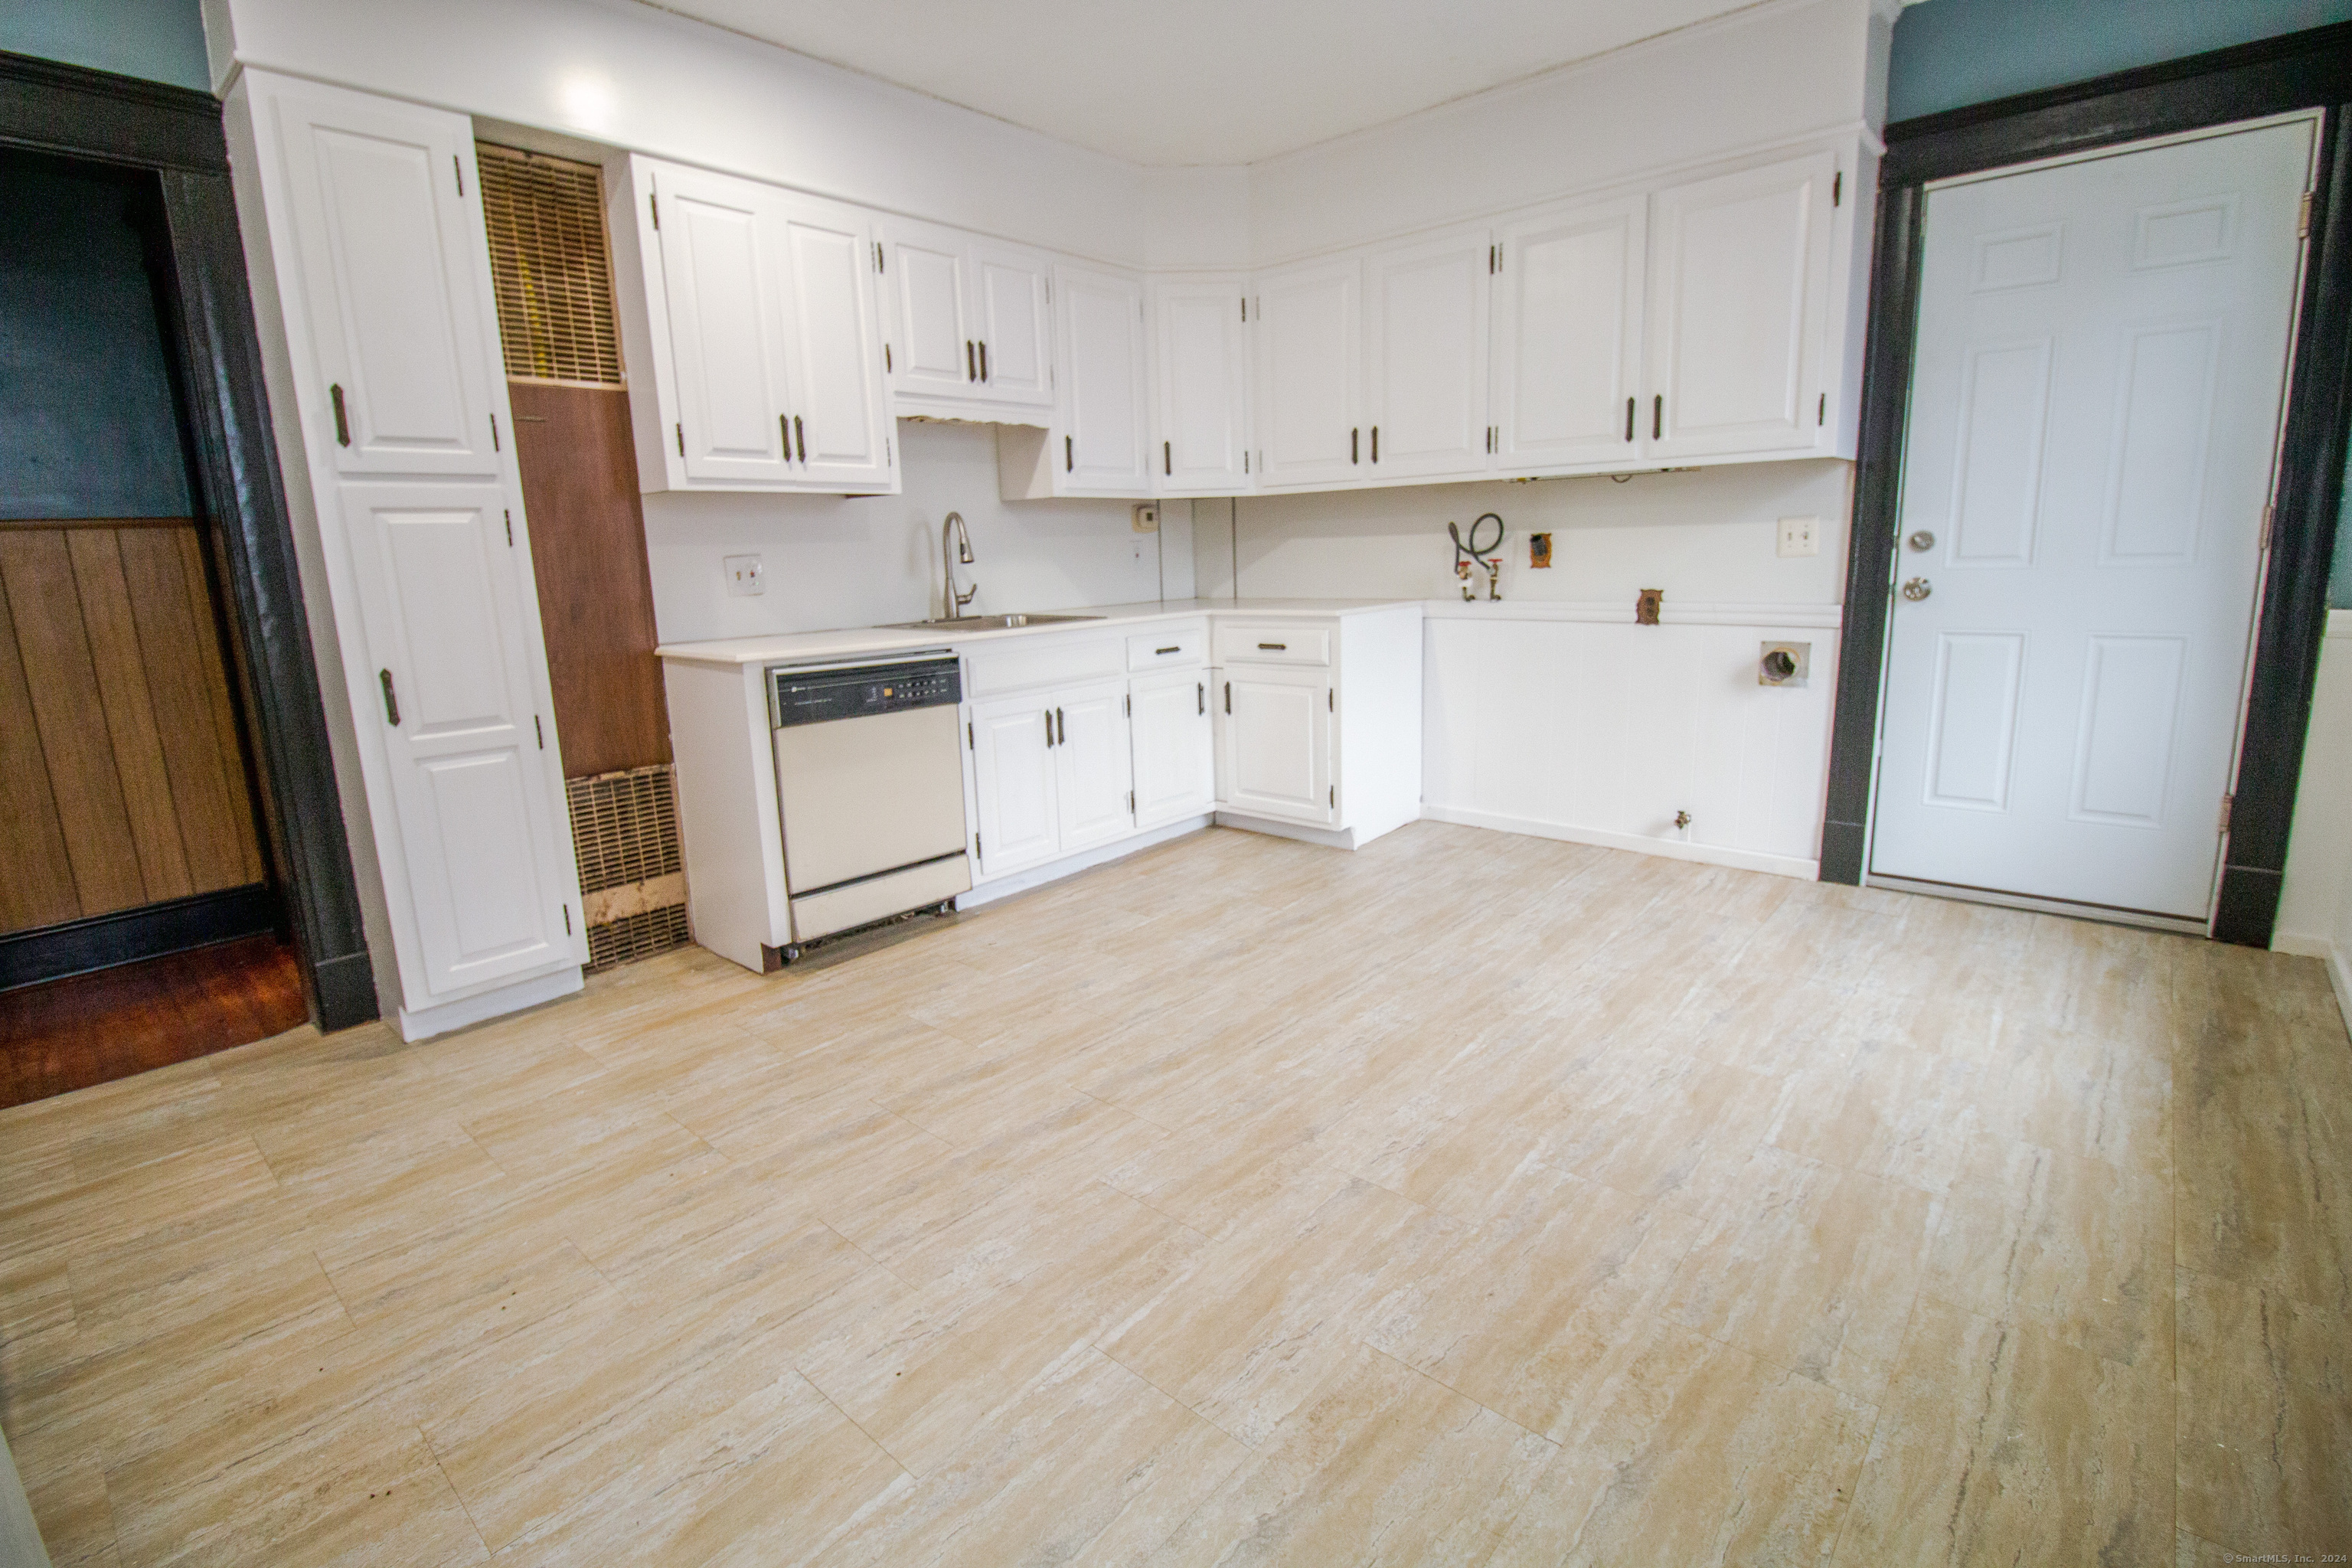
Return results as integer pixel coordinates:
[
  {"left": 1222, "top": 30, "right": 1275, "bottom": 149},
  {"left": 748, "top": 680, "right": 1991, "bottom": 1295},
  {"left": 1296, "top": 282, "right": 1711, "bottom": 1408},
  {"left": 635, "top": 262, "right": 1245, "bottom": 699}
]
[
  {"left": 2, "top": 51, "right": 378, "bottom": 1026},
  {"left": 1824, "top": 23, "right": 2352, "bottom": 949}
]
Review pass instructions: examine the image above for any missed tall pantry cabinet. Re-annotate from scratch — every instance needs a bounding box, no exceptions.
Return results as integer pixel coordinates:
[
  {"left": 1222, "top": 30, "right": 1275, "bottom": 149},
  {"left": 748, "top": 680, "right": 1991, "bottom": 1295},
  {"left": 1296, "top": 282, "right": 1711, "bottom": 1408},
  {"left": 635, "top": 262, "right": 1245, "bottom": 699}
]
[{"left": 227, "top": 70, "right": 588, "bottom": 1040}]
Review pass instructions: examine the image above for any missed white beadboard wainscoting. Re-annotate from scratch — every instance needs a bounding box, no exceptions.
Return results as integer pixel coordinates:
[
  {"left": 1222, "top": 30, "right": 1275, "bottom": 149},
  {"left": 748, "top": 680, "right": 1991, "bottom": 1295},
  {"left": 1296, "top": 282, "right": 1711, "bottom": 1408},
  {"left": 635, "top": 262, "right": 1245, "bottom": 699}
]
[{"left": 1421, "top": 600, "right": 1842, "bottom": 878}]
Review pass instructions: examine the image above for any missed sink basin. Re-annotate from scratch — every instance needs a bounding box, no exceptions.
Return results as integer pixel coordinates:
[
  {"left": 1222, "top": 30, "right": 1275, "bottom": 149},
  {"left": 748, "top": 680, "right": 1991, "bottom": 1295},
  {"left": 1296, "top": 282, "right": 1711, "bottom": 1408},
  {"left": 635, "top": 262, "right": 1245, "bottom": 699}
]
[{"left": 881, "top": 612, "right": 1105, "bottom": 632}]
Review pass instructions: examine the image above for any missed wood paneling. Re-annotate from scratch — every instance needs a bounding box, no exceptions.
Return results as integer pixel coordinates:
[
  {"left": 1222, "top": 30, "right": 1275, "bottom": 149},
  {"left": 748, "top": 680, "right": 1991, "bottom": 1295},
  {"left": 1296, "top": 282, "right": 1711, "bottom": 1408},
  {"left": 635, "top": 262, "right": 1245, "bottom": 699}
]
[
  {"left": 509, "top": 382, "right": 669, "bottom": 777},
  {"left": 0, "top": 521, "right": 266, "bottom": 936}
]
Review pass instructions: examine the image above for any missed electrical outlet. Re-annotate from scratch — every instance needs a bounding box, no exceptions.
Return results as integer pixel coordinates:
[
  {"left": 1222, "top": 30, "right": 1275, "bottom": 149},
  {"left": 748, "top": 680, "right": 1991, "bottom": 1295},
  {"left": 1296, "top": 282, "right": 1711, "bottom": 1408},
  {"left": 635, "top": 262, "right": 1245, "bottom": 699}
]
[
  {"left": 723, "top": 554, "right": 765, "bottom": 596},
  {"left": 1776, "top": 515, "right": 1821, "bottom": 557},
  {"left": 1132, "top": 504, "right": 1159, "bottom": 534}
]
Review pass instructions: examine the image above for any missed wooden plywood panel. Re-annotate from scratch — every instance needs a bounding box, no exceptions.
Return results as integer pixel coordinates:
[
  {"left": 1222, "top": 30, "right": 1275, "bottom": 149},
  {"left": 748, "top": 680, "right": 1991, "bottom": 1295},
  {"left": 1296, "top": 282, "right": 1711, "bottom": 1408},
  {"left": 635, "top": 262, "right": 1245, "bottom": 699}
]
[
  {"left": 0, "top": 581, "right": 80, "bottom": 933},
  {"left": 121, "top": 526, "right": 260, "bottom": 893},
  {"left": 508, "top": 383, "right": 668, "bottom": 776},
  {"left": 68, "top": 529, "right": 194, "bottom": 903},
  {"left": 175, "top": 528, "right": 267, "bottom": 885},
  {"left": 0, "top": 529, "right": 145, "bottom": 916}
]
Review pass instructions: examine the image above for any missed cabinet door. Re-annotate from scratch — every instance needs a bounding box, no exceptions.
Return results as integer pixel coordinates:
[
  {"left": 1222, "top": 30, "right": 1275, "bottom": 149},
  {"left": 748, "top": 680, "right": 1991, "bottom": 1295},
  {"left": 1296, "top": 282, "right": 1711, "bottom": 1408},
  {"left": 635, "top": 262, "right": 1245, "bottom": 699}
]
[
  {"left": 970, "top": 694, "right": 1061, "bottom": 878},
  {"left": 653, "top": 167, "right": 793, "bottom": 483},
  {"left": 1132, "top": 668, "right": 1214, "bottom": 828},
  {"left": 1255, "top": 256, "right": 1362, "bottom": 489},
  {"left": 1219, "top": 666, "right": 1333, "bottom": 825},
  {"left": 1057, "top": 265, "right": 1151, "bottom": 495},
  {"left": 1053, "top": 680, "right": 1135, "bottom": 853},
  {"left": 1494, "top": 196, "right": 1646, "bottom": 471},
  {"left": 1364, "top": 228, "right": 1490, "bottom": 480},
  {"left": 1645, "top": 151, "right": 1834, "bottom": 459},
  {"left": 267, "top": 86, "right": 501, "bottom": 477},
  {"left": 341, "top": 484, "right": 576, "bottom": 997},
  {"left": 972, "top": 240, "right": 1054, "bottom": 406},
  {"left": 1152, "top": 278, "right": 1251, "bottom": 495},
  {"left": 776, "top": 194, "right": 895, "bottom": 491},
  {"left": 882, "top": 220, "right": 976, "bottom": 400}
]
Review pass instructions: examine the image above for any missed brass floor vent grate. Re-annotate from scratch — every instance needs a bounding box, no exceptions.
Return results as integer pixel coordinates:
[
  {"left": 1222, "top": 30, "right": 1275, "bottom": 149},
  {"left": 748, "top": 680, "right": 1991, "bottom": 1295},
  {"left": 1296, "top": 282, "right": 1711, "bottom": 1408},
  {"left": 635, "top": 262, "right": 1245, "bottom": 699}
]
[
  {"left": 477, "top": 142, "right": 625, "bottom": 386},
  {"left": 566, "top": 766, "right": 689, "bottom": 972}
]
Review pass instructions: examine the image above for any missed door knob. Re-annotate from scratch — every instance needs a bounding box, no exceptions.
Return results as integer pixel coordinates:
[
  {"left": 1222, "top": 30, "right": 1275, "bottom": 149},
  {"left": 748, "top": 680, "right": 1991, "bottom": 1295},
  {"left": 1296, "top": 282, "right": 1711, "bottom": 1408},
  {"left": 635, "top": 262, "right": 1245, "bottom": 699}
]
[
  {"left": 1901, "top": 577, "right": 1932, "bottom": 602},
  {"left": 1907, "top": 530, "right": 1935, "bottom": 551}
]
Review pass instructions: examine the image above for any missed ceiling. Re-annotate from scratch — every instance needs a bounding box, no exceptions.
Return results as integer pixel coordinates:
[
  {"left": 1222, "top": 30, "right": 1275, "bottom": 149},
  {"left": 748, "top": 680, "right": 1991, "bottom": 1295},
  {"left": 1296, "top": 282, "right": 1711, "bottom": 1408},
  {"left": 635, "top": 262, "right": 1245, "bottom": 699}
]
[{"left": 638, "top": 0, "right": 1773, "bottom": 167}]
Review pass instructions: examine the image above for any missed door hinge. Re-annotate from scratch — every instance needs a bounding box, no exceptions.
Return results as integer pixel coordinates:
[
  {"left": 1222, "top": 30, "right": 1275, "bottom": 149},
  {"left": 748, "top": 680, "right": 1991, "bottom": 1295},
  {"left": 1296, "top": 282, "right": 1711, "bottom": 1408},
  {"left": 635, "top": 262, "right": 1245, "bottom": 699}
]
[
  {"left": 2262, "top": 505, "right": 2275, "bottom": 550},
  {"left": 1833, "top": 169, "right": 1842, "bottom": 207},
  {"left": 649, "top": 193, "right": 658, "bottom": 230},
  {"left": 453, "top": 155, "right": 464, "bottom": 198},
  {"left": 563, "top": 903, "right": 571, "bottom": 935},
  {"left": 2301, "top": 191, "right": 2314, "bottom": 237},
  {"left": 534, "top": 714, "right": 544, "bottom": 750},
  {"left": 2219, "top": 793, "right": 2235, "bottom": 835},
  {"left": 504, "top": 508, "right": 512, "bottom": 546}
]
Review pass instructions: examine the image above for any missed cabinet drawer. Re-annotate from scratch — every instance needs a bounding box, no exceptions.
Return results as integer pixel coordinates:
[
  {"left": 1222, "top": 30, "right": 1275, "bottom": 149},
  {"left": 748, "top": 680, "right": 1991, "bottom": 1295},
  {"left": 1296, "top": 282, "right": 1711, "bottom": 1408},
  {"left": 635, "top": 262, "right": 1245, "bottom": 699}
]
[
  {"left": 1214, "top": 622, "right": 1331, "bottom": 667},
  {"left": 1126, "top": 623, "right": 1206, "bottom": 671},
  {"left": 964, "top": 632, "right": 1123, "bottom": 697}
]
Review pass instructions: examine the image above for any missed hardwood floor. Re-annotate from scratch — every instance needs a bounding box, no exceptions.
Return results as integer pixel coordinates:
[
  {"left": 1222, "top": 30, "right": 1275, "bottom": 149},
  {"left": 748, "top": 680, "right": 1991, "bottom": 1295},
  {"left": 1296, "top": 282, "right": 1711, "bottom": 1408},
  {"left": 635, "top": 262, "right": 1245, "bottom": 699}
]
[
  {"left": 0, "top": 936, "right": 307, "bottom": 1110},
  {"left": 0, "top": 822, "right": 2344, "bottom": 1565}
]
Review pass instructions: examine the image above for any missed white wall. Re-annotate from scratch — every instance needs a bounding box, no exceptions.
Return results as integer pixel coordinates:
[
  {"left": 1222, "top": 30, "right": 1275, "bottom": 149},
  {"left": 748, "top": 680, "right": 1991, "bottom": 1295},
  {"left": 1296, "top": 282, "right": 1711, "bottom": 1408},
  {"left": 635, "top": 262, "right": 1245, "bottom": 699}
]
[
  {"left": 1248, "top": 0, "right": 1886, "bottom": 263},
  {"left": 644, "top": 421, "right": 1190, "bottom": 643},
  {"left": 2275, "top": 609, "right": 2352, "bottom": 1023}
]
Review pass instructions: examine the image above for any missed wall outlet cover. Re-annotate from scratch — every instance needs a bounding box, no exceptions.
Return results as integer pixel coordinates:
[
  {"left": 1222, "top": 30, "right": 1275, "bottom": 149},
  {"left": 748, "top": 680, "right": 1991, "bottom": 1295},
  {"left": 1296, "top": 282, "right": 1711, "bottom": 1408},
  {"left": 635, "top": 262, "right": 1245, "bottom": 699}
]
[
  {"left": 723, "top": 554, "right": 766, "bottom": 596},
  {"left": 1776, "top": 515, "right": 1821, "bottom": 557},
  {"left": 1132, "top": 504, "right": 1159, "bottom": 534}
]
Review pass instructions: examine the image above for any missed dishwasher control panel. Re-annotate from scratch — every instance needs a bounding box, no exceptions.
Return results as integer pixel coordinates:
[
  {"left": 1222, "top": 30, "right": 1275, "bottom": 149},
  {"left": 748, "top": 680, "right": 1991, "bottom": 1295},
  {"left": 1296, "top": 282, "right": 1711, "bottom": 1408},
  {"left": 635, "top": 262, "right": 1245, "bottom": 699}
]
[{"left": 770, "top": 658, "right": 962, "bottom": 729}]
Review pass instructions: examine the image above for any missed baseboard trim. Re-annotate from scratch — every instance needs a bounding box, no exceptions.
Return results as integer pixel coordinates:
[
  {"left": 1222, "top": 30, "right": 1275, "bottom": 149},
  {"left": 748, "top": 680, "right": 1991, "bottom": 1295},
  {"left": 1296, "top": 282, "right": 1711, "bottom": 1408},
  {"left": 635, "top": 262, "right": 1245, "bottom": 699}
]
[
  {"left": 1421, "top": 805, "right": 1819, "bottom": 880},
  {"left": 0, "top": 884, "right": 280, "bottom": 991},
  {"left": 395, "top": 963, "right": 583, "bottom": 1043},
  {"left": 960, "top": 815, "right": 1213, "bottom": 909}
]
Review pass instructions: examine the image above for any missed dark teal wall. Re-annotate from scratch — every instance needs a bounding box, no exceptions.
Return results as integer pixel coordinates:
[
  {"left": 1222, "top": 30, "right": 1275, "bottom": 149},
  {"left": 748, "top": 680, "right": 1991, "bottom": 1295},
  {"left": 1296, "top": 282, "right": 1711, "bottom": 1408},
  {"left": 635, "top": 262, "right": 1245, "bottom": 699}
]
[
  {"left": 0, "top": 0, "right": 209, "bottom": 91},
  {"left": 0, "top": 155, "right": 194, "bottom": 520}
]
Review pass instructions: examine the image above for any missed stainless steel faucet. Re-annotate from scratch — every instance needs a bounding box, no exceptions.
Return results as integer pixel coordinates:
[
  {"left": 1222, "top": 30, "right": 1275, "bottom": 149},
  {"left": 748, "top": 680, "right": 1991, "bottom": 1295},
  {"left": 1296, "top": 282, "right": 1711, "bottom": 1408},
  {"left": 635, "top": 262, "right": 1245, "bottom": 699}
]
[{"left": 942, "top": 511, "right": 978, "bottom": 619}]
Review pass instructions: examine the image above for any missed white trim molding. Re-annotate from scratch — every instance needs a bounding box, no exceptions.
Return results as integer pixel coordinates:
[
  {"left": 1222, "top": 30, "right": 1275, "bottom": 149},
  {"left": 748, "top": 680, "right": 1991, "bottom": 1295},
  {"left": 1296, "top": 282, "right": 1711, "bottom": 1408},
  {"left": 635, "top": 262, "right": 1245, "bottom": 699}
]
[{"left": 1425, "top": 804, "right": 1819, "bottom": 880}]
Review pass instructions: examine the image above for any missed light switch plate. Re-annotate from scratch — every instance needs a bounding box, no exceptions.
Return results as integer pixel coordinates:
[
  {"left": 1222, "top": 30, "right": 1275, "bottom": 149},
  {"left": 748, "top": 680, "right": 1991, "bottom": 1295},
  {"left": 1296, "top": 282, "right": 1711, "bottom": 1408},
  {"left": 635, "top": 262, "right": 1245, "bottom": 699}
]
[
  {"left": 723, "top": 554, "right": 766, "bottom": 596},
  {"left": 1776, "top": 516, "right": 1821, "bottom": 557}
]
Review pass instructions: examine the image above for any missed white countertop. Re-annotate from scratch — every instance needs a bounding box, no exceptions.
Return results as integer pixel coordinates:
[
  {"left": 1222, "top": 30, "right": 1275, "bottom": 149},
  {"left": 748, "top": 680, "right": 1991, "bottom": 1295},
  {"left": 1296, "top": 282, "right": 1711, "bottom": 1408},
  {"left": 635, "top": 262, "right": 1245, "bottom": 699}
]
[{"left": 654, "top": 598, "right": 1422, "bottom": 668}]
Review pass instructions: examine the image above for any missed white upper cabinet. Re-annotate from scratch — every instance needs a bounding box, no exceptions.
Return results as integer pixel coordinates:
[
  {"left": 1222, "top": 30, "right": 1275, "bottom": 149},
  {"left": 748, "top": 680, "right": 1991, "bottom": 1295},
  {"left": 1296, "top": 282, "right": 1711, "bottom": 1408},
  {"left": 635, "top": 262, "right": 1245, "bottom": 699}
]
[
  {"left": 998, "top": 263, "right": 1149, "bottom": 498},
  {"left": 622, "top": 158, "right": 894, "bottom": 494},
  {"left": 774, "top": 193, "right": 895, "bottom": 491},
  {"left": 1151, "top": 276, "right": 1252, "bottom": 495},
  {"left": 1645, "top": 149, "right": 1837, "bottom": 460},
  {"left": 880, "top": 221, "right": 1054, "bottom": 421},
  {"left": 267, "top": 87, "right": 501, "bottom": 478},
  {"left": 1255, "top": 256, "right": 1363, "bottom": 490},
  {"left": 1494, "top": 195, "right": 1646, "bottom": 472},
  {"left": 972, "top": 241, "right": 1055, "bottom": 407},
  {"left": 880, "top": 217, "right": 977, "bottom": 401},
  {"left": 1363, "top": 227, "right": 1491, "bottom": 482}
]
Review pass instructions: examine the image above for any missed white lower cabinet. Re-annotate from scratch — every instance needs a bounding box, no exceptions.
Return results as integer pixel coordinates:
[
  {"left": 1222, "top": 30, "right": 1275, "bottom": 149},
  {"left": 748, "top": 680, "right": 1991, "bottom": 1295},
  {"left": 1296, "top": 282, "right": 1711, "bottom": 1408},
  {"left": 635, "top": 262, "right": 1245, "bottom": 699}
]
[
  {"left": 1130, "top": 666, "right": 1214, "bottom": 828},
  {"left": 1217, "top": 665, "right": 1334, "bottom": 826},
  {"left": 969, "top": 678, "right": 1134, "bottom": 878},
  {"left": 1054, "top": 681, "right": 1136, "bottom": 852}
]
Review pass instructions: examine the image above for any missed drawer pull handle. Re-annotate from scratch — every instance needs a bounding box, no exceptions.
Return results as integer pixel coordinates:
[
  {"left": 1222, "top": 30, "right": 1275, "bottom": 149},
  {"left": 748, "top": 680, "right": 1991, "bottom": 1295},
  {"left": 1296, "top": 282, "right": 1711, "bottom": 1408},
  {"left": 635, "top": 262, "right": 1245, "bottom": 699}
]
[
  {"left": 1155, "top": 645, "right": 1180, "bottom": 655},
  {"left": 1257, "top": 642, "right": 1286, "bottom": 650},
  {"left": 1044, "top": 709, "right": 1054, "bottom": 747}
]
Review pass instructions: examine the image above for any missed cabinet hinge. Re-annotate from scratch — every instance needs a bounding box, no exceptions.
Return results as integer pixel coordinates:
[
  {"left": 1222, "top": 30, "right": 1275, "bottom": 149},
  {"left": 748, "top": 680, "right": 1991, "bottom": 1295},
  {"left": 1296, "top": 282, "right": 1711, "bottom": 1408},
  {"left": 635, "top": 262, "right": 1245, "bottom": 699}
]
[
  {"left": 2301, "top": 191, "right": 2314, "bottom": 237},
  {"left": 1833, "top": 169, "right": 1842, "bottom": 207},
  {"left": 1129, "top": 789, "right": 1135, "bottom": 812},
  {"left": 649, "top": 194, "right": 658, "bottom": 230},
  {"left": 534, "top": 714, "right": 544, "bottom": 750},
  {"left": 2220, "top": 793, "right": 2235, "bottom": 835},
  {"left": 1330, "top": 785, "right": 1335, "bottom": 808},
  {"left": 1818, "top": 393, "right": 1827, "bottom": 426},
  {"left": 563, "top": 903, "right": 571, "bottom": 935},
  {"left": 504, "top": 508, "right": 512, "bottom": 547},
  {"left": 2262, "top": 505, "right": 2275, "bottom": 550},
  {"left": 1243, "top": 451, "right": 1250, "bottom": 473},
  {"left": 975, "top": 831, "right": 982, "bottom": 860},
  {"left": 489, "top": 413, "right": 499, "bottom": 452},
  {"left": 452, "top": 155, "right": 465, "bottom": 198},
  {"left": 1124, "top": 694, "right": 1131, "bottom": 716}
]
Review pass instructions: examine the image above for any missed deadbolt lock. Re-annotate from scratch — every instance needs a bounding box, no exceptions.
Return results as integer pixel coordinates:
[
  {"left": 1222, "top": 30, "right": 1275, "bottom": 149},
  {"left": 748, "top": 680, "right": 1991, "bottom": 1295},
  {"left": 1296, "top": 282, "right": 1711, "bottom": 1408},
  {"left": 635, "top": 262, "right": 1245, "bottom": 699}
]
[
  {"left": 1907, "top": 530, "right": 1935, "bottom": 552},
  {"left": 1901, "top": 577, "right": 1932, "bottom": 602}
]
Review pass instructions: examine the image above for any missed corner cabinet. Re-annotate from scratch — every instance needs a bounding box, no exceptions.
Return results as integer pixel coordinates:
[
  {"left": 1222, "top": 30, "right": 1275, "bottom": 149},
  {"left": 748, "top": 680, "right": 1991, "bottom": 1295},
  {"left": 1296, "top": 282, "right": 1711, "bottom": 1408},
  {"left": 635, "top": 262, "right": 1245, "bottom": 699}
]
[
  {"left": 616, "top": 156, "right": 896, "bottom": 495},
  {"left": 230, "top": 71, "right": 586, "bottom": 1036},
  {"left": 1150, "top": 276, "right": 1253, "bottom": 495},
  {"left": 1255, "top": 256, "right": 1363, "bottom": 490},
  {"left": 877, "top": 217, "right": 1055, "bottom": 423},
  {"left": 999, "top": 263, "right": 1151, "bottom": 499}
]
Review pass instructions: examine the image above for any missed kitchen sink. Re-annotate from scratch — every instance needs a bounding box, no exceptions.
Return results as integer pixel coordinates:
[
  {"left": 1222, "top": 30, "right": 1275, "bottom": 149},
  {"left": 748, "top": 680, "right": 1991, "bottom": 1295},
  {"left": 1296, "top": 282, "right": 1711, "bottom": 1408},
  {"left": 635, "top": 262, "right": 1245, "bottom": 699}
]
[{"left": 880, "top": 612, "right": 1105, "bottom": 631}]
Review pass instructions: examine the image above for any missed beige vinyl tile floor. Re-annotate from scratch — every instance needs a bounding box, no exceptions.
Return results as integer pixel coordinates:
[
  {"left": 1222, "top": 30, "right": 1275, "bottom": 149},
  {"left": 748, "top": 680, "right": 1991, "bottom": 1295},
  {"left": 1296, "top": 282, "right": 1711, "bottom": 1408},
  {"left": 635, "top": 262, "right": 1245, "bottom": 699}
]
[{"left": 2, "top": 822, "right": 2347, "bottom": 1566}]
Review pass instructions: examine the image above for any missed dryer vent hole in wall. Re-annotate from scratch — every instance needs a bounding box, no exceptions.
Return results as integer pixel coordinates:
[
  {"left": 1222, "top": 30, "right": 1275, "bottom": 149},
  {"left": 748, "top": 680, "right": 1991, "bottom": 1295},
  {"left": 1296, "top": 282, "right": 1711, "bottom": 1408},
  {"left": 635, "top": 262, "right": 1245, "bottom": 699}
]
[{"left": 565, "top": 766, "right": 691, "bottom": 972}]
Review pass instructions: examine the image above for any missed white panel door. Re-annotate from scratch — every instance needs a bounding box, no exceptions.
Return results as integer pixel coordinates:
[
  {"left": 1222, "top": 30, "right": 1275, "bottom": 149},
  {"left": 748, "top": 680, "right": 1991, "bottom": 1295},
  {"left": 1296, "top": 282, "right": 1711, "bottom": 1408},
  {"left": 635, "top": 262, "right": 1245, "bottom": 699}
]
[
  {"left": 1220, "top": 666, "right": 1333, "bottom": 825},
  {"left": 1364, "top": 227, "right": 1491, "bottom": 480},
  {"left": 268, "top": 87, "right": 499, "bottom": 477},
  {"left": 882, "top": 220, "right": 976, "bottom": 399},
  {"left": 653, "top": 168, "right": 792, "bottom": 483},
  {"left": 1053, "top": 681, "right": 1135, "bottom": 853},
  {"left": 1057, "top": 266, "right": 1150, "bottom": 494},
  {"left": 1494, "top": 196, "right": 1647, "bottom": 471},
  {"left": 1255, "top": 256, "right": 1363, "bottom": 489},
  {"left": 971, "top": 694, "right": 1061, "bottom": 878},
  {"left": 342, "top": 485, "right": 573, "bottom": 995},
  {"left": 972, "top": 240, "right": 1054, "bottom": 406},
  {"left": 1646, "top": 151, "right": 1835, "bottom": 459},
  {"left": 776, "top": 194, "right": 894, "bottom": 491},
  {"left": 1872, "top": 119, "right": 2315, "bottom": 921},
  {"left": 1132, "top": 668, "right": 1214, "bottom": 828},
  {"left": 1152, "top": 278, "right": 1252, "bottom": 494}
]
